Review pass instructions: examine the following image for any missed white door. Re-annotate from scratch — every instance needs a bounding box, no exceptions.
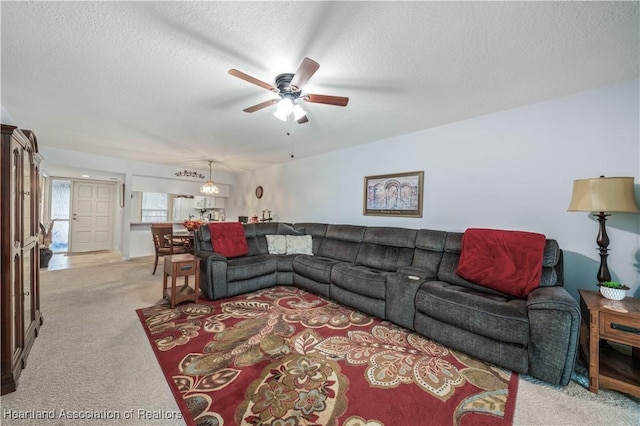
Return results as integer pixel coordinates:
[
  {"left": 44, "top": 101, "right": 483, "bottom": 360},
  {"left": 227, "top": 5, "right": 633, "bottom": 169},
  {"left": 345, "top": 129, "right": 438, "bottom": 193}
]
[{"left": 70, "top": 181, "right": 115, "bottom": 252}]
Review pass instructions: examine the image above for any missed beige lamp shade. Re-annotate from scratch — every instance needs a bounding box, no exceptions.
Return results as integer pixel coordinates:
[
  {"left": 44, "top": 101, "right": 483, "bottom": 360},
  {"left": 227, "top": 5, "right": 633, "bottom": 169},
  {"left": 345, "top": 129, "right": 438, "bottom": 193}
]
[{"left": 568, "top": 176, "right": 640, "bottom": 213}]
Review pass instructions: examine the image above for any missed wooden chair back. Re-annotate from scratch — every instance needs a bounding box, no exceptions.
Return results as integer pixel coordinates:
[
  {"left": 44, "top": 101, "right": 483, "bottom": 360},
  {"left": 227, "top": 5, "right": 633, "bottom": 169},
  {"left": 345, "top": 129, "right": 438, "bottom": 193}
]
[
  {"left": 150, "top": 223, "right": 189, "bottom": 275},
  {"left": 151, "top": 223, "right": 174, "bottom": 251}
]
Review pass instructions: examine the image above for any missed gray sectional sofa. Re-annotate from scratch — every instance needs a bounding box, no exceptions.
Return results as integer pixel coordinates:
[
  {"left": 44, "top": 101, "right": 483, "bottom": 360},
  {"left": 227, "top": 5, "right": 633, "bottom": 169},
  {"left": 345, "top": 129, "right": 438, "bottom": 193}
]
[{"left": 194, "top": 222, "right": 580, "bottom": 386}]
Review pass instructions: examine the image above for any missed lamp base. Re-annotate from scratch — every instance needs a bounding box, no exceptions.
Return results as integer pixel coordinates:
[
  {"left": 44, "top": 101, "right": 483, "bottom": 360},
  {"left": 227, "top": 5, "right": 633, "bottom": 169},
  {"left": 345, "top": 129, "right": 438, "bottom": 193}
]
[{"left": 595, "top": 211, "right": 611, "bottom": 283}]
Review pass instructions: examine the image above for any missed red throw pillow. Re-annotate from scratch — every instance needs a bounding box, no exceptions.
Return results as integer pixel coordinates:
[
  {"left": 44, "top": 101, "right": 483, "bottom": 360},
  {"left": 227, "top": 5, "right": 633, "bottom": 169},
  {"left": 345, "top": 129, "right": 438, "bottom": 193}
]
[
  {"left": 456, "top": 228, "right": 546, "bottom": 298},
  {"left": 207, "top": 222, "right": 248, "bottom": 258}
]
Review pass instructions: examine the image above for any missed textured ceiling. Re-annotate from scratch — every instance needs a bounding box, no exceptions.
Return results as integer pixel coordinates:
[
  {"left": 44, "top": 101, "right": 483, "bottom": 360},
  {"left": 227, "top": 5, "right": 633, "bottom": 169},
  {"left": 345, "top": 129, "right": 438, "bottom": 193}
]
[{"left": 1, "top": 1, "right": 638, "bottom": 176}]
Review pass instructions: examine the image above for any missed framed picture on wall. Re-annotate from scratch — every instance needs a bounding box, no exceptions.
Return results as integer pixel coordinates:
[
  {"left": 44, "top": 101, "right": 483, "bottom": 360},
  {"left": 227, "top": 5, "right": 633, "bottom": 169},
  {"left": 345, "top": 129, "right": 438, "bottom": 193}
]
[{"left": 363, "top": 171, "right": 424, "bottom": 217}]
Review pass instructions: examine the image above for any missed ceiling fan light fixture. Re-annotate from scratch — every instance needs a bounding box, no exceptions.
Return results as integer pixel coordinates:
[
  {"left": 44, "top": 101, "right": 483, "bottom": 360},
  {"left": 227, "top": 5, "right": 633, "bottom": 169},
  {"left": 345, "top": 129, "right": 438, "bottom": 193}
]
[
  {"left": 292, "top": 103, "right": 307, "bottom": 121},
  {"left": 230, "top": 58, "right": 348, "bottom": 125},
  {"left": 273, "top": 109, "right": 289, "bottom": 121},
  {"left": 273, "top": 97, "right": 294, "bottom": 121},
  {"left": 200, "top": 160, "right": 220, "bottom": 194}
]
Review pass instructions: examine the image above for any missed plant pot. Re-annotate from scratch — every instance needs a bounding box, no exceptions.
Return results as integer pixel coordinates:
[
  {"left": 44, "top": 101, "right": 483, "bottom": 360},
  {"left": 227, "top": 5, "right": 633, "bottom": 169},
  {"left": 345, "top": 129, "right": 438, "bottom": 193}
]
[
  {"left": 40, "top": 247, "right": 53, "bottom": 269},
  {"left": 599, "top": 286, "right": 627, "bottom": 301}
]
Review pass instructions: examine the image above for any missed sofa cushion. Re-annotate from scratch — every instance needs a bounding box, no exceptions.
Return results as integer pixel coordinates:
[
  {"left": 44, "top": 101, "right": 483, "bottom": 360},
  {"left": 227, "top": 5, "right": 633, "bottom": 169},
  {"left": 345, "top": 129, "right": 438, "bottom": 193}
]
[
  {"left": 386, "top": 273, "right": 424, "bottom": 330},
  {"left": 331, "top": 263, "right": 390, "bottom": 300},
  {"left": 254, "top": 222, "right": 279, "bottom": 236},
  {"left": 355, "top": 227, "right": 416, "bottom": 271},
  {"left": 195, "top": 225, "right": 213, "bottom": 252},
  {"left": 356, "top": 243, "right": 414, "bottom": 272},
  {"left": 277, "top": 223, "right": 305, "bottom": 236},
  {"left": 266, "top": 235, "right": 287, "bottom": 254},
  {"left": 294, "top": 223, "right": 328, "bottom": 253},
  {"left": 226, "top": 254, "right": 277, "bottom": 282},
  {"left": 540, "top": 267, "right": 558, "bottom": 287},
  {"left": 415, "top": 229, "right": 448, "bottom": 251},
  {"left": 415, "top": 281, "right": 530, "bottom": 346},
  {"left": 331, "top": 285, "right": 386, "bottom": 320},
  {"left": 243, "top": 224, "right": 264, "bottom": 256},
  {"left": 414, "top": 312, "right": 529, "bottom": 374},
  {"left": 440, "top": 251, "right": 507, "bottom": 294},
  {"left": 539, "top": 240, "right": 561, "bottom": 287},
  {"left": 456, "top": 228, "right": 546, "bottom": 298},
  {"left": 286, "top": 235, "right": 313, "bottom": 255},
  {"left": 542, "top": 239, "right": 560, "bottom": 267},
  {"left": 410, "top": 229, "right": 448, "bottom": 279},
  {"left": 317, "top": 224, "right": 366, "bottom": 262},
  {"left": 274, "top": 254, "right": 296, "bottom": 272},
  {"left": 208, "top": 222, "right": 249, "bottom": 258},
  {"left": 362, "top": 226, "right": 417, "bottom": 248},
  {"left": 293, "top": 255, "right": 341, "bottom": 284}
]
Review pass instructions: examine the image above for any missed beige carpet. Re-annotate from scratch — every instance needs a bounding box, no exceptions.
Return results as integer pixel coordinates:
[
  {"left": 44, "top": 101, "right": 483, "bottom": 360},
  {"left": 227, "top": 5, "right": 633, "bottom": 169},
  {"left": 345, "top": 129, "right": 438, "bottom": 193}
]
[{"left": 1, "top": 259, "right": 638, "bottom": 425}]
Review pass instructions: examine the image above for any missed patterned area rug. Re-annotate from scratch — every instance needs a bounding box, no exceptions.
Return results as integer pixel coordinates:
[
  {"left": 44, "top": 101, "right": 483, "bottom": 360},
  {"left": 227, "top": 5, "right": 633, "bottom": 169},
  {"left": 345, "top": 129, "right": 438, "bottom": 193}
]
[{"left": 137, "top": 286, "right": 518, "bottom": 426}]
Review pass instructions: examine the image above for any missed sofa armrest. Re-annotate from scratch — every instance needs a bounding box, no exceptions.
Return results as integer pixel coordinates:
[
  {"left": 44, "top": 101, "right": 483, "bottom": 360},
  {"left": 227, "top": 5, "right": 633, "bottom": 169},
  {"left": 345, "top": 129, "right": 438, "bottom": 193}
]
[
  {"left": 196, "top": 250, "right": 227, "bottom": 263},
  {"left": 195, "top": 250, "right": 229, "bottom": 300},
  {"left": 396, "top": 266, "right": 436, "bottom": 281},
  {"left": 525, "top": 286, "right": 581, "bottom": 386}
]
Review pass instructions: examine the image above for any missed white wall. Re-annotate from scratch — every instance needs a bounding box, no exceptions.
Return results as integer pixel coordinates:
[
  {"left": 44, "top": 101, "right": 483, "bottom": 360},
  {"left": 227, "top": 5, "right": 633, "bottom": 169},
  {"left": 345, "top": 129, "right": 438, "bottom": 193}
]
[
  {"left": 228, "top": 81, "right": 640, "bottom": 300},
  {"left": 38, "top": 149, "right": 236, "bottom": 258}
]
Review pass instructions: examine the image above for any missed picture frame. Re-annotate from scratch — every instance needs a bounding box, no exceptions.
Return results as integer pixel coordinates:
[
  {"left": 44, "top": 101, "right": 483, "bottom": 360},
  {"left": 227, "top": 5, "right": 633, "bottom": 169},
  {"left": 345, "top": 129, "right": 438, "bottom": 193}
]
[{"left": 363, "top": 171, "right": 424, "bottom": 217}]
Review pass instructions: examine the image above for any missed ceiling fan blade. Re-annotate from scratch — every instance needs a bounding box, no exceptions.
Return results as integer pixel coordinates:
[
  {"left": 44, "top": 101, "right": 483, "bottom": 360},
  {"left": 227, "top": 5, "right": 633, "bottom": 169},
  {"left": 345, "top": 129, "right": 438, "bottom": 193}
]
[
  {"left": 290, "top": 57, "right": 320, "bottom": 91},
  {"left": 303, "top": 94, "right": 349, "bottom": 107},
  {"left": 297, "top": 115, "right": 309, "bottom": 124},
  {"left": 243, "top": 99, "right": 278, "bottom": 113},
  {"left": 228, "top": 69, "right": 275, "bottom": 91}
]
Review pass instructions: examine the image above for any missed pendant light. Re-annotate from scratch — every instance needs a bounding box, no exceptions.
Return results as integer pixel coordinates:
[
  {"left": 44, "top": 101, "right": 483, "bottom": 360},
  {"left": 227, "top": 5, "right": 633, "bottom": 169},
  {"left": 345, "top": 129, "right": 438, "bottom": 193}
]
[{"left": 200, "top": 160, "right": 219, "bottom": 194}]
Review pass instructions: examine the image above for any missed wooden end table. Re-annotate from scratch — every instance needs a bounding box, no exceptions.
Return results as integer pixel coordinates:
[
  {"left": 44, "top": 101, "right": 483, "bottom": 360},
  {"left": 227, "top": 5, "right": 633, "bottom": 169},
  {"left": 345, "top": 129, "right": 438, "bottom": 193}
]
[
  {"left": 578, "top": 289, "right": 640, "bottom": 397},
  {"left": 163, "top": 253, "right": 200, "bottom": 309}
]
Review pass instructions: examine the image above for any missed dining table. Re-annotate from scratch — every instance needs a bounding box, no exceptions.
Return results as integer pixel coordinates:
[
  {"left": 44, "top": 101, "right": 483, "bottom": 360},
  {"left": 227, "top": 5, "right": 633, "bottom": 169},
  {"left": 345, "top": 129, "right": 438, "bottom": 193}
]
[{"left": 165, "top": 230, "right": 194, "bottom": 253}]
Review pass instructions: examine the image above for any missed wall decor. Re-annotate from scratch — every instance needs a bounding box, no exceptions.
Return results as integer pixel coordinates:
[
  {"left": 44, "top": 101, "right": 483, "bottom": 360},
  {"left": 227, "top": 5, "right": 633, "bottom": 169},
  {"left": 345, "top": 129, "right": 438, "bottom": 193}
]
[
  {"left": 255, "top": 186, "right": 264, "bottom": 199},
  {"left": 363, "top": 171, "right": 423, "bottom": 217},
  {"left": 175, "top": 170, "right": 205, "bottom": 179}
]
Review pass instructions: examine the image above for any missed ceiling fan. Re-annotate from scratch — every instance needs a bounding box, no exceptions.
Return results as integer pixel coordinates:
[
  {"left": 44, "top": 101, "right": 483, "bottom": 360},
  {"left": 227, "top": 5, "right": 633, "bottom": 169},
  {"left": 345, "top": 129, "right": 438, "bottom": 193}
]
[{"left": 228, "top": 57, "right": 349, "bottom": 124}]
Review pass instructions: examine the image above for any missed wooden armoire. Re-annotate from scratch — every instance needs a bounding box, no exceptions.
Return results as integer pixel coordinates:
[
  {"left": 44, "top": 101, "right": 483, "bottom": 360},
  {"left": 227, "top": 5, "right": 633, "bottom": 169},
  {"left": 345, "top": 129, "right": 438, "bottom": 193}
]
[{"left": 1, "top": 124, "right": 43, "bottom": 395}]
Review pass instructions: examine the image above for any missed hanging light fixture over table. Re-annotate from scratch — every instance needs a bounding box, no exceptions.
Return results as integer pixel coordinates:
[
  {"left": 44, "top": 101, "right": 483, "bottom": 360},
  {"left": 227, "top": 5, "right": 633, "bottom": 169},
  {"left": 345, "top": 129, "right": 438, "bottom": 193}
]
[{"left": 200, "top": 160, "right": 220, "bottom": 195}]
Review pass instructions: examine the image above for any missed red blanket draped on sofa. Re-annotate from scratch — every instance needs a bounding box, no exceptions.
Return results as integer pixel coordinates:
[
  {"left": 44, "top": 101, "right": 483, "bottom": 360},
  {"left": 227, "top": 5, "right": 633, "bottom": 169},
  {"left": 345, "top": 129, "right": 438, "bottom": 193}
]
[
  {"left": 207, "top": 222, "right": 249, "bottom": 258},
  {"left": 456, "top": 228, "right": 546, "bottom": 297}
]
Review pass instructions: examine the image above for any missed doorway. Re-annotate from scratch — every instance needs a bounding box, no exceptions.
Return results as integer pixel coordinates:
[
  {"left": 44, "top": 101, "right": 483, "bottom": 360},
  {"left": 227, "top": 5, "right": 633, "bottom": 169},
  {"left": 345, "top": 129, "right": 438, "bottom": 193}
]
[{"left": 50, "top": 179, "right": 116, "bottom": 253}]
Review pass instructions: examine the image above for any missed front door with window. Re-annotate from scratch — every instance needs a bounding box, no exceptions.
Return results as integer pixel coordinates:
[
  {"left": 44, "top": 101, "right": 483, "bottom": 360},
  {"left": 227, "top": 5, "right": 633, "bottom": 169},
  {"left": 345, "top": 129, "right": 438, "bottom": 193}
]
[{"left": 70, "top": 181, "right": 114, "bottom": 252}]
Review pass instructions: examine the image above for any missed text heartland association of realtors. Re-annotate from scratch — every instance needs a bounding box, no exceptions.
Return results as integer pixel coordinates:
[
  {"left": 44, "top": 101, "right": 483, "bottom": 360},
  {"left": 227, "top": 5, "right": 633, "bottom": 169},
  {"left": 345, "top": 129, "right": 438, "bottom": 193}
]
[{"left": 2, "top": 408, "right": 183, "bottom": 420}]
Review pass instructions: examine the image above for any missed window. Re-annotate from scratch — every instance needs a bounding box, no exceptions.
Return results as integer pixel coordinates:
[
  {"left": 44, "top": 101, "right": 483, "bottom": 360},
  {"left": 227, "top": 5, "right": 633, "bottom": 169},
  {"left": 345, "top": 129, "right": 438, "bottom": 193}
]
[
  {"left": 50, "top": 179, "right": 71, "bottom": 252},
  {"left": 141, "top": 192, "right": 168, "bottom": 222}
]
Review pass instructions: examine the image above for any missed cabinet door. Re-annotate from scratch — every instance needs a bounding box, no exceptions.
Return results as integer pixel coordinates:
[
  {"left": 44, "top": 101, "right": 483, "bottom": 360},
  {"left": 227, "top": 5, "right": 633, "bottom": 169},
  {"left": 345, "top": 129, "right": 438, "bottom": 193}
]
[
  {"left": 10, "top": 138, "right": 23, "bottom": 357},
  {"left": 22, "top": 146, "right": 33, "bottom": 242},
  {"left": 22, "top": 247, "right": 33, "bottom": 330},
  {"left": 22, "top": 146, "right": 35, "bottom": 329},
  {"left": 193, "top": 196, "right": 206, "bottom": 209}
]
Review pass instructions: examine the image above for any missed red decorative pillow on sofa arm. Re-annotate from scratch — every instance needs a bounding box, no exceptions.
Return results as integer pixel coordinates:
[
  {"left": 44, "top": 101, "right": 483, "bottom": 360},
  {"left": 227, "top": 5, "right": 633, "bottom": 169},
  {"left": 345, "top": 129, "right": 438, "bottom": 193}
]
[
  {"left": 455, "top": 228, "right": 546, "bottom": 298},
  {"left": 207, "top": 222, "right": 249, "bottom": 258}
]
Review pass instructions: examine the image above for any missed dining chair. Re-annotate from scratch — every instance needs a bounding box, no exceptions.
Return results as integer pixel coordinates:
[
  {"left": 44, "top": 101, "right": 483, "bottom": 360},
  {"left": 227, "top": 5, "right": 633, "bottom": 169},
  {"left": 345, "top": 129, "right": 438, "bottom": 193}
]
[{"left": 150, "top": 223, "right": 189, "bottom": 275}]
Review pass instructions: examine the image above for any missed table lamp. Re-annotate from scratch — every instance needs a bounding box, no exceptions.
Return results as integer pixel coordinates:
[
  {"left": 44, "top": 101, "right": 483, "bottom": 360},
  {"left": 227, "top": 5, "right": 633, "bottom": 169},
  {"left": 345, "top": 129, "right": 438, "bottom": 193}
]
[{"left": 568, "top": 176, "right": 640, "bottom": 283}]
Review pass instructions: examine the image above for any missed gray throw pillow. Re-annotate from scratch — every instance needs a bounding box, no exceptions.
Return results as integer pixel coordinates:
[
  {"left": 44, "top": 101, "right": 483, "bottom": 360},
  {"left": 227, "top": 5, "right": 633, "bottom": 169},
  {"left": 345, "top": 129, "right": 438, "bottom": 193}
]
[{"left": 276, "top": 223, "right": 305, "bottom": 236}]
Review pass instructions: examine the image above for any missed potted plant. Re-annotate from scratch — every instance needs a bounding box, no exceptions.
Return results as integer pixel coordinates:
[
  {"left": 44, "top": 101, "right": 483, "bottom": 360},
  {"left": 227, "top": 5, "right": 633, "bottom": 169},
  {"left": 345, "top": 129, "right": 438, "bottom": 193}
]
[
  {"left": 597, "top": 281, "right": 630, "bottom": 301},
  {"left": 39, "top": 220, "right": 55, "bottom": 268}
]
